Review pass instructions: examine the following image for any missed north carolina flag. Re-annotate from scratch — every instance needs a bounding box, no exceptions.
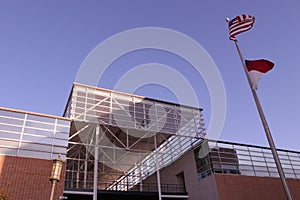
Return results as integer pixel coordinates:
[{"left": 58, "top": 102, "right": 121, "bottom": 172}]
[{"left": 245, "top": 59, "right": 274, "bottom": 90}]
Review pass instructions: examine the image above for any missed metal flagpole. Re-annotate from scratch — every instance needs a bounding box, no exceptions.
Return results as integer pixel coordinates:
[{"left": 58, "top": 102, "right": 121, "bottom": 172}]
[{"left": 232, "top": 39, "right": 293, "bottom": 200}]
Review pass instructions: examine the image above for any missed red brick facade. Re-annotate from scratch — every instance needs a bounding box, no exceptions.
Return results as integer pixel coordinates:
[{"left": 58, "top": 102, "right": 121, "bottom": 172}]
[
  {"left": 0, "top": 155, "right": 65, "bottom": 200},
  {"left": 215, "top": 174, "right": 300, "bottom": 200}
]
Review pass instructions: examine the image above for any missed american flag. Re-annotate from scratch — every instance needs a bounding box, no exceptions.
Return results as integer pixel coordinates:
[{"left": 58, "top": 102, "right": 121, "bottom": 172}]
[{"left": 228, "top": 14, "right": 255, "bottom": 40}]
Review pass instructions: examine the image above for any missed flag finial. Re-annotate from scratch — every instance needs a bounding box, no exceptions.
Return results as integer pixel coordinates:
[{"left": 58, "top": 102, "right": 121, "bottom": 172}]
[{"left": 226, "top": 18, "right": 230, "bottom": 22}]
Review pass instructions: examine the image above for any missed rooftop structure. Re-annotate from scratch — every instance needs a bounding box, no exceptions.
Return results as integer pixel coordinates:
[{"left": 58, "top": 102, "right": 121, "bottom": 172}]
[
  {"left": 0, "top": 83, "right": 299, "bottom": 200},
  {"left": 63, "top": 83, "right": 205, "bottom": 198}
]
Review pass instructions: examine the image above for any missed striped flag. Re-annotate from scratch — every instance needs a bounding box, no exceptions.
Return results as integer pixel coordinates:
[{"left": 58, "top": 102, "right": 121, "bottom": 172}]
[
  {"left": 228, "top": 14, "right": 255, "bottom": 40},
  {"left": 245, "top": 59, "right": 274, "bottom": 90}
]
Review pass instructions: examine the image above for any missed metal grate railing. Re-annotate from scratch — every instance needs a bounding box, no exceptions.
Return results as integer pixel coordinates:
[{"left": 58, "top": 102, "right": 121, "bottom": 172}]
[{"left": 195, "top": 140, "right": 300, "bottom": 180}]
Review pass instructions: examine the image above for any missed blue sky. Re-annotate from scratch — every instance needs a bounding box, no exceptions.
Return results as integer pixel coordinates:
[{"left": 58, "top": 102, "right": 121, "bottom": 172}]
[{"left": 0, "top": 1, "right": 299, "bottom": 151}]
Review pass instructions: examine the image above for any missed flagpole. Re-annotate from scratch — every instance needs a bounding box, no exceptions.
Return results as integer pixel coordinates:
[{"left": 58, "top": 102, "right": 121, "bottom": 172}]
[{"left": 232, "top": 39, "right": 293, "bottom": 200}]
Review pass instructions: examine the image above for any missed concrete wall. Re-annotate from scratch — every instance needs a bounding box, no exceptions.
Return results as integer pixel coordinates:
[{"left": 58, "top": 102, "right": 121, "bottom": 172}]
[
  {"left": 215, "top": 174, "right": 300, "bottom": 200},
  {"left": 143, "top": 150, "right": 219, "bottom": 200},
  {"left": 0, "top": 155, "right": 65, "bottom": 200}
]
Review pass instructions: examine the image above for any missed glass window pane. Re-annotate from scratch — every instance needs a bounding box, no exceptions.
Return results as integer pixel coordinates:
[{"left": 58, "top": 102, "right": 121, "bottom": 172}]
[
  {"left": 282, "top": 164, "right": 293, "bottom": 169},
  {"left": 254, "top": 166, "right": 268, "bottom": 171},
  {"left": 20, "top": 142, "right": 51, "bottom": 152},
  {"left": 24, "top": 128, "right": 53, "bottom": 137},
  {"left": 285, "top": 173, "right": 296, "bottom": 178},
  {"left": 0, "top": 124, "right": 22, "bottom": 133},
  {"left": 293, "top": 165, "right": 300, "bottom": 170},
  {"left": 262, "top": 149, "right": 272, "bottom": 154},
  {"left": 287, "top": 152, "right": 300, "bottom": 158},
  {"left": 18, "top": 149, "right": 50, "bottom": 160},
  {"left": 283, "top": 169, "right": 294, "bottom": 173},
  {"left": 263, "top": 153, "right": 274, "bottom": 158},
  {"left": 236, "top": 150, "right": 250, "bottom": 156},
  {"left": 268, "top": 167, "right": 278, "bottom": 172},
  {"left": 270, "top": 172, "right": 279, "bottom": 177},
  {"left": 280, "top": 159, "right": 291, "bottom": 164},
  {"left": 253, "top": 161, "right": 267, "bottom": 166},
  {"left": 0, "top": 117, "right": 24, "bottom": 125},
  {"left": 255, "top": 171, "right": 269, "bottom": 177},
  {"left": 267, "top": 162, "right": 276, "bottom": 167},
  {"left": 235, "top": 145, "right": 249, "bottom": 151},
  {"left": 279, "top": 156, "right": 289, "bottom": 161},
  {"left": 0, "top": 110, "right": 25, "bottom": 119},
  {"left": 27, "top": 114, "right": 55, "bottom": 123},
  {"left": 22, "top": 135, "right": 53, "bottom": 144},
  {"left": 0, "top": 131, "right": 20, "bottom": 140},
  {"left": 54, "top": 139, "right": 68, "bottom": 147},
  {"left": 240, "top": 170, "right": 255, "bottom": 176},
  {"left": 239, "top": 160, "right": 252, "bottom": 165},
  {"left": 278, "top": 151, "right": 287, "bottom": 156},
  {"left": 250, "top": 151, "right": 263, "bottom": 157},
  {"left": 0, "top": 147, "right": 17, "bottom": 156},
  {"left": 55, "top": 133, "right": 69, "bottom": 140},
  {"left": 248, "top": 147, "right": 262, "bottom": 152},
  {"left": 239, "top": 165, "right": 254, "bottom": 170},
  {"left": 56, "top": 125, "right": 70, "bottom": 133},
  {"left": 265, "top": 158, "right": 274, "bottom": 163},
  {"left": 57, "top": 119, "right": 71, "bottom": 126},
  {"left": 53, "top": 146, "right": 67, "bottom": 154},
  {"left": 251, "top": 156, "right": 265, "bottom": 162},
  {"left": 0, "top": 139, "right": 19, "bottom": 147},
  {"left": 25, "top": 121, "right": 54, "bottom": 130}
]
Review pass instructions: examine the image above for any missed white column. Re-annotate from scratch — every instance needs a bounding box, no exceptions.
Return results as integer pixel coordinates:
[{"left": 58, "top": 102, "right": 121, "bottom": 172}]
[
  {"left": 84, "top": 147, "right": 88, "bottom": 189},
  {"left": 93, "top": 126, "right": 99, "bottom": 200},
  {"left": 154, "top": 136, "right": 162, "bottom": 200}
]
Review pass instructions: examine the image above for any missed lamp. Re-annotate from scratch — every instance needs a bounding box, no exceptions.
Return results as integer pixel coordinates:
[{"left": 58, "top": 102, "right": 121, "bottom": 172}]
[{"left": 50, "top": 155, "right": 64, "bottom": 200}]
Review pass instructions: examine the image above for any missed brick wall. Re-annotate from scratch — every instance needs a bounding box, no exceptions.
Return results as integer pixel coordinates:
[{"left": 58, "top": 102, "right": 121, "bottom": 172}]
[
  {"left": 215, "top": 174, "right": 300, "bottom": 200},
  {"left": 0, "top": 155, "right": 66, "bottom": 200}
]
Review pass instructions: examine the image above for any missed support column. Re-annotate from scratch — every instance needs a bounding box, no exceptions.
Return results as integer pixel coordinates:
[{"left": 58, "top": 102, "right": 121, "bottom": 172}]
[
  {"left": 93, "top": 126, "right": 99, "bottom": 200},
  {"left": 154, "top": 135, "right": 162, "bottom": 200},
  {"left": 84, "top": 147, "right": 88, "bottom": 189}
]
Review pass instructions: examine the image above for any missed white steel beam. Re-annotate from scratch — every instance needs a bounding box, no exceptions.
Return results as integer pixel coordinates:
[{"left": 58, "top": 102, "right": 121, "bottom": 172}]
[{"left": 93, "top": 126, "right": 99, "bottom": 200}]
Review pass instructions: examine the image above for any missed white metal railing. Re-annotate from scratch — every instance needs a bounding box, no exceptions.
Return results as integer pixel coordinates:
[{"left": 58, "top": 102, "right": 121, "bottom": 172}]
[
  {"left": 195, "top": 140, "right": 300, "bottom": 180},
  {"left": 0, "top": 107, "right": 70, "bottom": 160}
]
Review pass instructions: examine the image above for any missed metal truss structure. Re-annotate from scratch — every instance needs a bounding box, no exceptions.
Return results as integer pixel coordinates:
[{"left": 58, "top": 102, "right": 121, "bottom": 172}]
[{"left": 63, "top": 83, "right": 206, "bottom": 199}]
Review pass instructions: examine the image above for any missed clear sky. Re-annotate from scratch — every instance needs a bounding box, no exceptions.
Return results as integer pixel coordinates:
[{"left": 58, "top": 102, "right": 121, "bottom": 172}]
[{"left": 0, "top": 1, "right": 299, "bottom": 151}]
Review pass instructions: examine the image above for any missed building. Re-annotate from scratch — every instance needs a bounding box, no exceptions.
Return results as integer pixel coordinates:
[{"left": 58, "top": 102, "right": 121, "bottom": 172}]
[
  {"left": 0, "top": 107, "right": 70, "bottom": 199},
  {"left": 0, "top": 83, "right": 299, "bottom": 200}
]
